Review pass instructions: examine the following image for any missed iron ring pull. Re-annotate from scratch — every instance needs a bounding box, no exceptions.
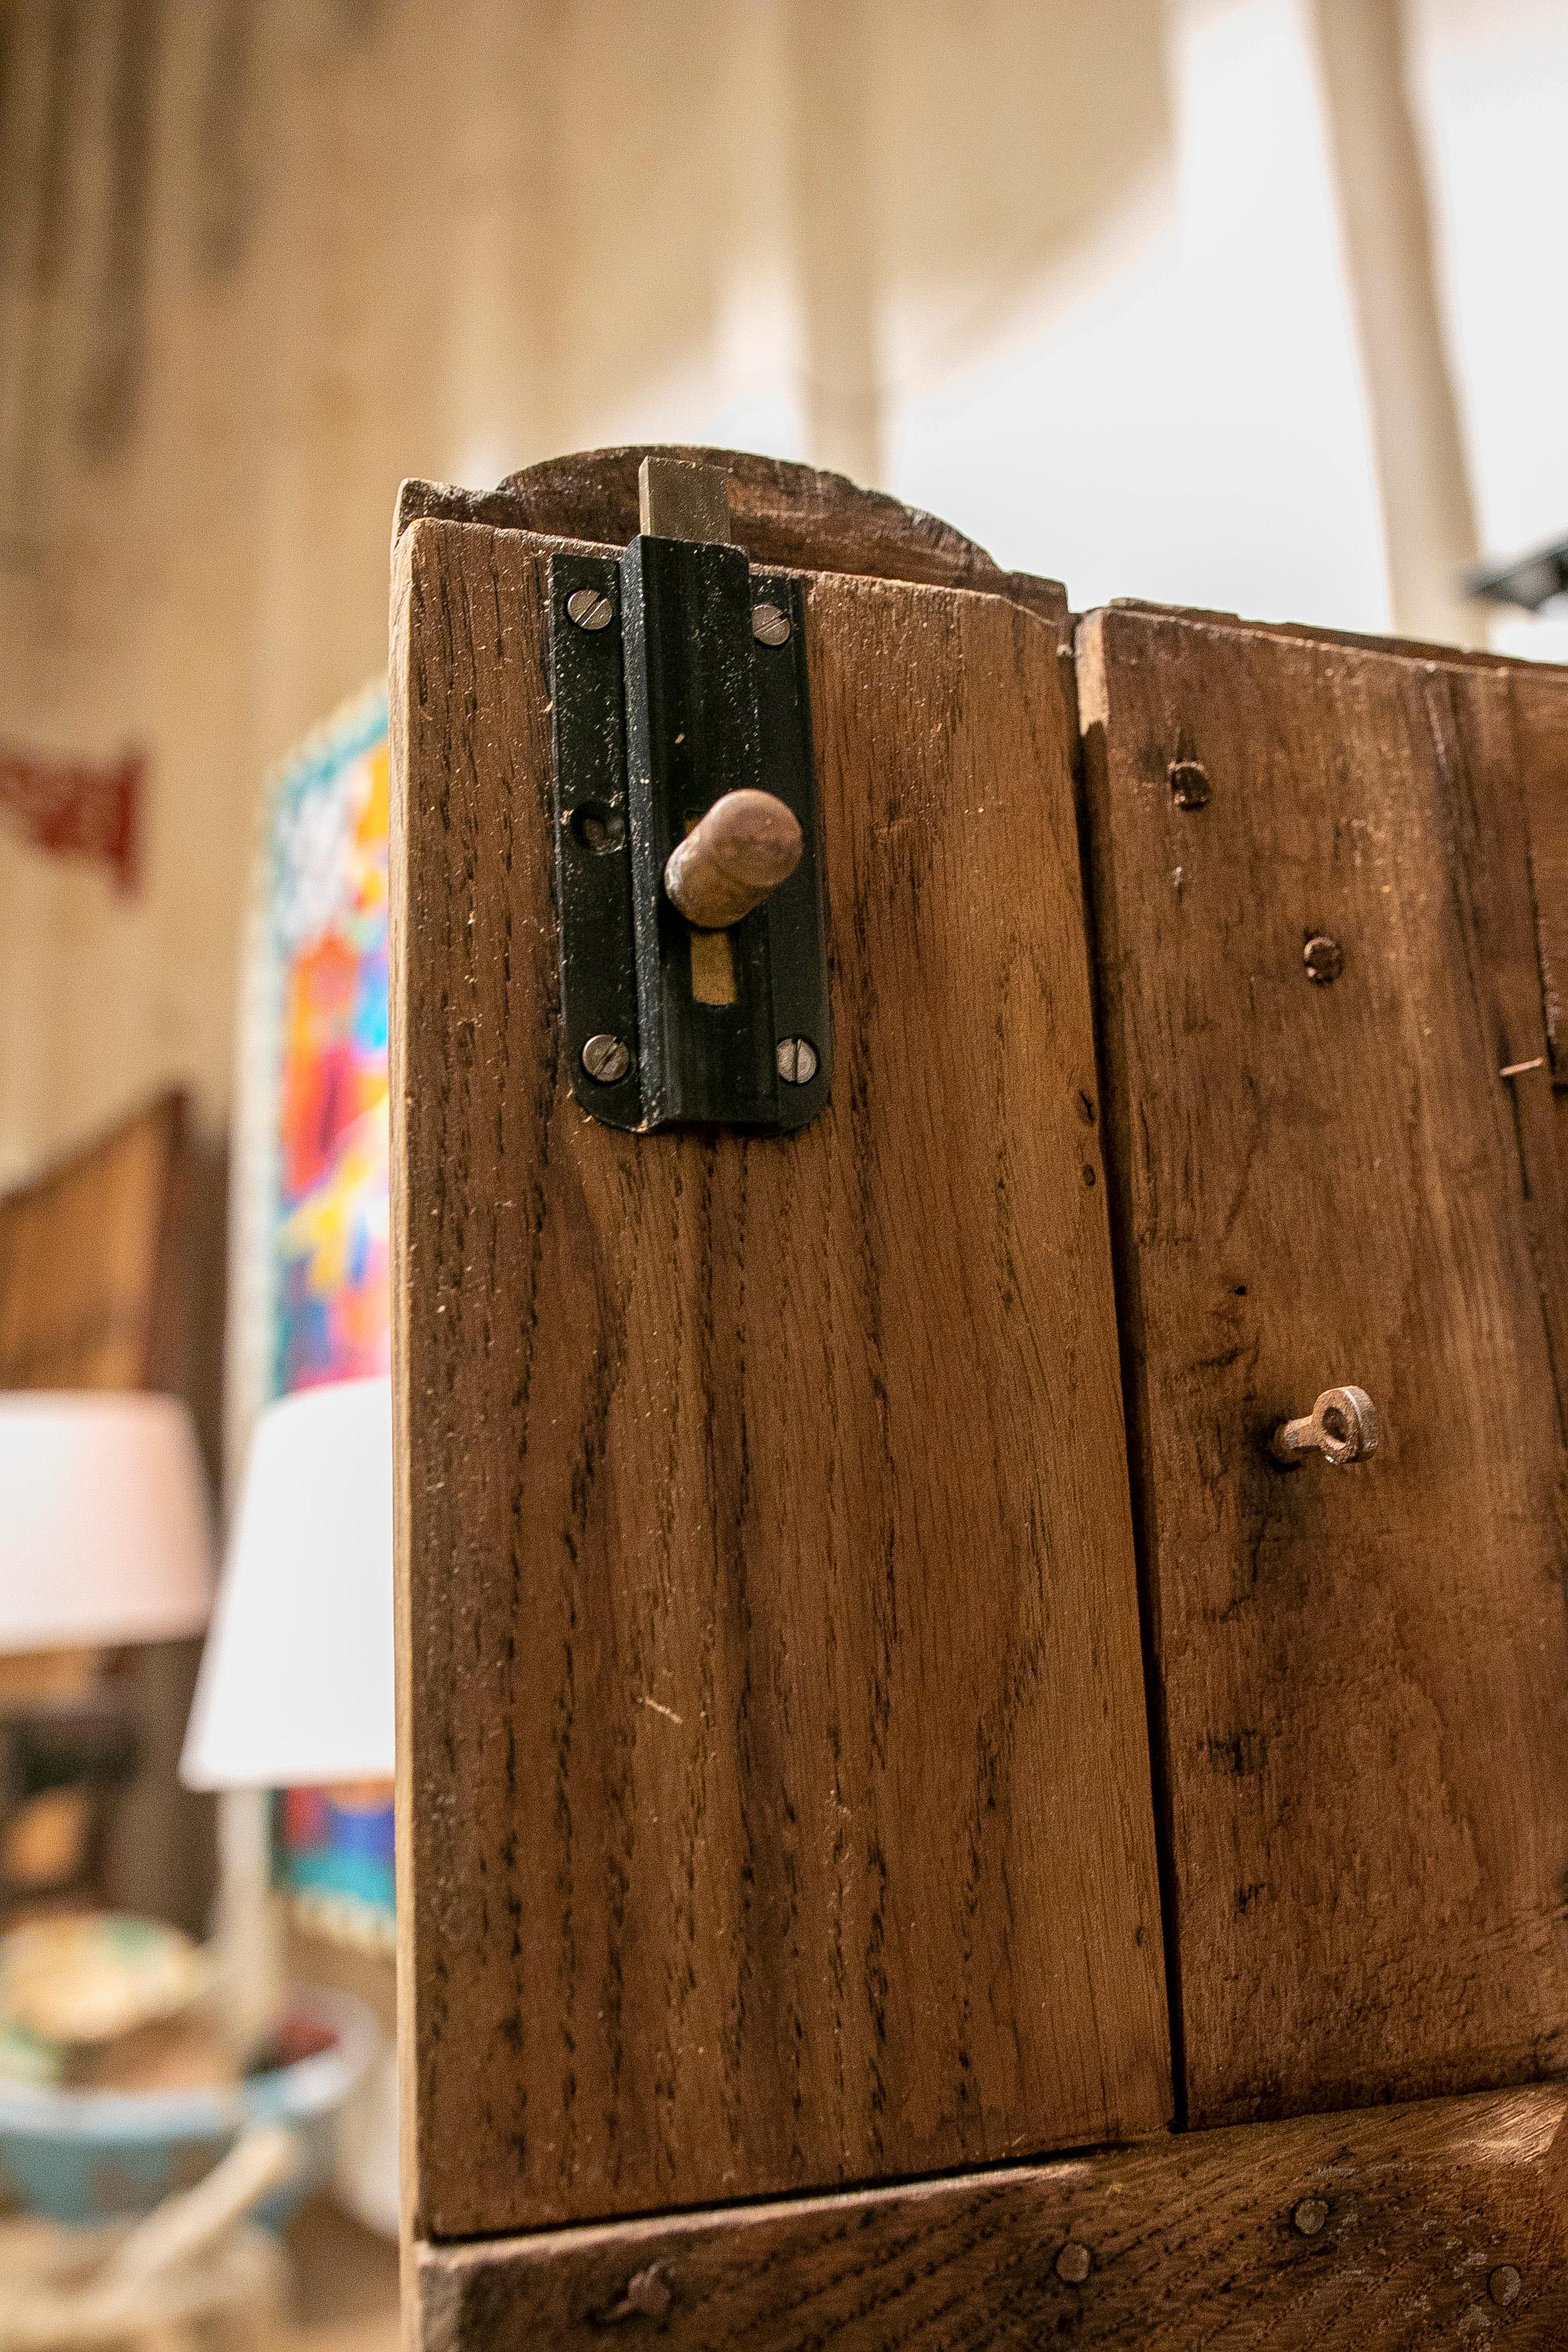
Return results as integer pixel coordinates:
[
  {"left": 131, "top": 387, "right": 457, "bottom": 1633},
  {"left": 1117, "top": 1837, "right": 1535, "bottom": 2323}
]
[{"left": 1270, "top": 1385, "right": 1381, "bottom": 1468}]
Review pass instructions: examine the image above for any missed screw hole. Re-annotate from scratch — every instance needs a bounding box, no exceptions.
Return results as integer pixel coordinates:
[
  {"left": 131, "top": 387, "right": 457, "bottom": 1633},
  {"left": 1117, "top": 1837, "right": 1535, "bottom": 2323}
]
[{"left": 571, "top": 804, "right": 626, "bottom": 854}]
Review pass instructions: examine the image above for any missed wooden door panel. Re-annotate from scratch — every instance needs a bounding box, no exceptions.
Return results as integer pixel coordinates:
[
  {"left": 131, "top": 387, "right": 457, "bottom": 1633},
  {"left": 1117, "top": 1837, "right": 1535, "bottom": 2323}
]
[
  {"left": 1080, "top": 607, "right": 1568, "bottom": 2129},
  {"left": 391, "top": 522, "right": 1170, "bottom": 2238}
]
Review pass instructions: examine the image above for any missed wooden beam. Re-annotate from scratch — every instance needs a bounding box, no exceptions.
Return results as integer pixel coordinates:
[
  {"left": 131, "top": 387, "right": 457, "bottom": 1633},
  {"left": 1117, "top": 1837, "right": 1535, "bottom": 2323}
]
[{"left": 412, "top": 2082, "right": 1568, "bottom": 2350}]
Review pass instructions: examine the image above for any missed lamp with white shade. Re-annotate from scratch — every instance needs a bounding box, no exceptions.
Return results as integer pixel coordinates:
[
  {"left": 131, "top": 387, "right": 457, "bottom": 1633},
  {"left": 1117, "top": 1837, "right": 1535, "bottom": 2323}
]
[
  {"left": 0, "top": 1391, "right": 213, "bottom": 1903},
  {"left": 181, "top": 1375, "right": 393, "bottom": 1793},
  {"left": 0, "top": 1393, "right": 212, "bottom": 1656},
  {"left": 180, "top": 1375, "right": 397, "bottom": 2238}
]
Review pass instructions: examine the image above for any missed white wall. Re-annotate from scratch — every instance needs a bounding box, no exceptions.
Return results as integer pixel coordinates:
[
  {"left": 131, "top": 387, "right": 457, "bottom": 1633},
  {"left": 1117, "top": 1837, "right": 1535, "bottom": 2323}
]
[{"left": 891, "top": 0, "right": 1392, "bottom": 629}]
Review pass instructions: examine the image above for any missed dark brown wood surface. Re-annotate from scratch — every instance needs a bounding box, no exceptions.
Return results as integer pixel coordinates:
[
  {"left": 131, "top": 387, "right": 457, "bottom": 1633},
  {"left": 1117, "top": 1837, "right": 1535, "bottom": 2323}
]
[
  {"left": 1507, "top": 662, "right": 1568, "bottom": 1082},
  {"left": 390, "top": 518, "right": 1170, "bottom": 2238},
  {"left": 414, "top": 2081, "right": 1568, "bottom": 2351},
  {"left": 394, "top": 445, "right": 1069, "bottom": 633},
  {"left": 1080, "top": 606, "right": 1568, "bottom": 2130}
]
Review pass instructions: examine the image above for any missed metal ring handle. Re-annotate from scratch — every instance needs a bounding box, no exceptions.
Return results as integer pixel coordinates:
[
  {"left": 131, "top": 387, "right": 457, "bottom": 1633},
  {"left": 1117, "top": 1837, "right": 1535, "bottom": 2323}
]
[{"left": 1270, "top": 1385, "right": 1381, "bottom": 1468}]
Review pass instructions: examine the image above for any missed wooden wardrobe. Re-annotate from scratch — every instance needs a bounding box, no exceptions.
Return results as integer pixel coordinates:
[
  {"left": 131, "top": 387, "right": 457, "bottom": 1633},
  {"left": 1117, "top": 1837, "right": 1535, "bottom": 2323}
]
[{"left": 390, "top": 448, "right": 1568, "bottom": 2349}]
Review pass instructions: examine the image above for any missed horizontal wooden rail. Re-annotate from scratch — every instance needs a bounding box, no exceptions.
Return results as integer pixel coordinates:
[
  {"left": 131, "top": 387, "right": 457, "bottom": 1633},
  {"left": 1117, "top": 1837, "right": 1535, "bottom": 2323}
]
[{"left": 414, "top": 2082, "right": 1568, "bottom": 2351}]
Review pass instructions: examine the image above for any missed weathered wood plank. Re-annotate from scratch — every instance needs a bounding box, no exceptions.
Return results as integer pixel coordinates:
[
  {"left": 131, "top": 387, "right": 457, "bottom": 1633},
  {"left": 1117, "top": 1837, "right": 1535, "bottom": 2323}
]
[
  {"left": 1080, "top": 605, "right": 1568, "bottom": 2129},
  {"left": 1506, "top": 661, "right": 1568, "bottom": 1083},
  {"left": 390, "top": 520, "right": 1169, "bottom": 2238},
  {"left": 413, "top": 2082, "right": 1568, "bottom": 2351},
  {"left": 393, "top": 445, "right": 1069, "bottom": 634}
]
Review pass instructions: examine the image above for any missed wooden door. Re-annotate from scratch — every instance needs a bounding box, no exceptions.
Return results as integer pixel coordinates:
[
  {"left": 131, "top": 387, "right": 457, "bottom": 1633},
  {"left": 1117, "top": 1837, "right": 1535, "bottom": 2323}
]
[
  {"left": 1080, "top": 606, "right": 1568, "bottom": 2130},
  {"left": 390, "top": 504, "right": 1171, "bottom": 2241}
]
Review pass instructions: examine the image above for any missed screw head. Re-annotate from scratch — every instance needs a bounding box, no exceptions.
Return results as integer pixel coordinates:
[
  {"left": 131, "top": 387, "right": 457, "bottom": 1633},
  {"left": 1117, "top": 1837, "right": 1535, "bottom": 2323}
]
[
  {"left": 582, "top": 1033, "right": 633, "bottom": 1084},
  {"left": 1303, "top": 934, "right": 1345, "bottom": 984},
  {"left": 1054, "top": 2241, "right": 1092, "bottom": 2285},
  {"left": 1169, "top": 757, "right": 1210, "bottom": 810},
  {"left": 776, "top": 1036, "right": 818, "bottom": 1085},
  {"left": 753, "top": 601, "right": 792, "bottom": 648},
  {"left": 565, "top": 586, "right": 614, "bottom": 632},
  {"left": 1292, "top": 2195, "right": 1329, "bottom": 2238},
  {"left": 1490, "top": 2264, "right": 1522, "bottom": 2307}
]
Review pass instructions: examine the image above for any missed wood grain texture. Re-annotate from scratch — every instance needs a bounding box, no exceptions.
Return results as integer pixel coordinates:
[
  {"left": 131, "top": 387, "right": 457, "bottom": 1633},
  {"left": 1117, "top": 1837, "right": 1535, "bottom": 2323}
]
[
  {"left": 1507, "top": 660, "right": 1568, "bottom": 1083},
  {"left": 0, "top": 1088, "right": 189, "bottom": 1392},
  {"left": 1080, "top": 606, "right": 1568, "bottom": 2130},
  {"left": 413, "top": 2082, "right": 1568, "bottom": 2351},
  {"left": 390, "top": 519, "right": 1169, "bottom": 2239},
  {"left": 393, "top": 445, "right": 1069, "bottom": 634}
]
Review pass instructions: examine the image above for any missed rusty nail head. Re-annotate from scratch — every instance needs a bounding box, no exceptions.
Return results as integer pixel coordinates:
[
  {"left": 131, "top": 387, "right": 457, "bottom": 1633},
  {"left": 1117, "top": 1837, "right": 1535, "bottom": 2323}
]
[
  {"left": 1304, "top": 934, "right": 1345, "bottom": 983},
  {"left": 566, "top": 586, "right": 614, "bottom": 632},
  {"left": 753, "top": 601, "right": 792, "bottom": 647},
  {"left": 604, "top": 2263, "right": 672, "bottom": 2323},
  {"left": 1490, "top": 2264, "right": 1522, "bottom": 2306},
  {"left": 1292, "top": 2196, "right": 1329, "bottom": 2237},
  {"left": 582, "top": 1033, "right": 633, "bottom": 1084},
  {"left": 1169, "top": 758, "right": 1210, "bottom": 810},
  {"left": 1054, "top": 2241, "right": 1092, "bottom": 2285}
]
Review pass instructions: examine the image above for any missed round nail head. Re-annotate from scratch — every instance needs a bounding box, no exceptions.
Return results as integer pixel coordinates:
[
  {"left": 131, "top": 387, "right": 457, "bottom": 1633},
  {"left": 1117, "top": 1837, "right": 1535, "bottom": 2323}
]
[
  {"left": 1304, "top": 934, "right": 1345, "bottom": 983},
  {"left": 1169, "top": 758, "right": 1210, "bottom": 810},
  {"left": 1054, "top": 2241, "right": 1092, "bottom": 2286},
  {"left": 1490, "top": 2265, "right": 1522, "bottom": 2307},
  {"left": 1292, "top": 2196, "right": 1329, "bottom": 2238},
  {"left": 582, "top": 1033, "right": 632, "bottom": 1084},
  {"left": 565, "top": 586, "right": 614, "bottom": 632}
]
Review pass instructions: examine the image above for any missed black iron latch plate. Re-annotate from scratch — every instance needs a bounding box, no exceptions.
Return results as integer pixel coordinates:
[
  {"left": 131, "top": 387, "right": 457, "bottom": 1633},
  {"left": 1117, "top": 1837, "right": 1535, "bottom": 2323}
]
[{"left": 547, "top": 536, "right": 831, "bottom": 1133}]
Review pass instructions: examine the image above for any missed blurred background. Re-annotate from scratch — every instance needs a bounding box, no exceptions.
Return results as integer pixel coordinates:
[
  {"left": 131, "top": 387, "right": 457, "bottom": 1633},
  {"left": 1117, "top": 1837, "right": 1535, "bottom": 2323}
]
[{"left": 0, "top": 2, "right": 1563, "bottom": 2347}]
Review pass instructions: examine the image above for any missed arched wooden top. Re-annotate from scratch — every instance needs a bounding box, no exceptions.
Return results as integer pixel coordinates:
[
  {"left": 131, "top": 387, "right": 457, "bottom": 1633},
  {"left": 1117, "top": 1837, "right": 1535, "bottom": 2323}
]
[{"left": 394, "top": 445, "right": 1065, "bottom": 630}]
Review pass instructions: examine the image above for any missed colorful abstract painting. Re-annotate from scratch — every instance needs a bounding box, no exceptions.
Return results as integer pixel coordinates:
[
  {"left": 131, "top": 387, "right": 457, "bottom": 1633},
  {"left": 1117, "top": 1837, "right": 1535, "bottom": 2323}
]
[
  {"left": 253, "top": 684, "right": 395, "bottom": 1951},
  {"left": 267, "top": 689, "right": 391, "bottom": 1399}
]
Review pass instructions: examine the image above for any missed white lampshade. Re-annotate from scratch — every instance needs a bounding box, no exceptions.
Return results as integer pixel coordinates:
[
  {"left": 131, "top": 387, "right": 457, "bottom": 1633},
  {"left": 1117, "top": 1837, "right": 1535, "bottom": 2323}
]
[
  {"left": 0, "top": 1392, "right": 213, "bottom": 1653},
  {"left": 181, "top": 1376, "right": 393, "bottom": 1790}
]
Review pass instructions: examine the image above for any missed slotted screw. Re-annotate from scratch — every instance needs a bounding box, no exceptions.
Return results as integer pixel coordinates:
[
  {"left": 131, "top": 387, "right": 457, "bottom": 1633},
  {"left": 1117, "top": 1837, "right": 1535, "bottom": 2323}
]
[
  {"left": 776, "top": 1036, "right": 818, "bottom": 1085},
  {"left": 752, "top": 601, "right": 792, "bottom": 647},
  {"left": 565, "top": 586, "right": 614, "bottom": 632},
  {"left": 582, "top": 1033, "right": 632, "bottom": 1084}
]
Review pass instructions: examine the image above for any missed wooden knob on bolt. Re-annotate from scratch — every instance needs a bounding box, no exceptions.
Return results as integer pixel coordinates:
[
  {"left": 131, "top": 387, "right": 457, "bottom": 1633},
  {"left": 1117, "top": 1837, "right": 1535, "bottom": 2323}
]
[{"left": 664, "top": 789, "right": 803, "bottom": 929}]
